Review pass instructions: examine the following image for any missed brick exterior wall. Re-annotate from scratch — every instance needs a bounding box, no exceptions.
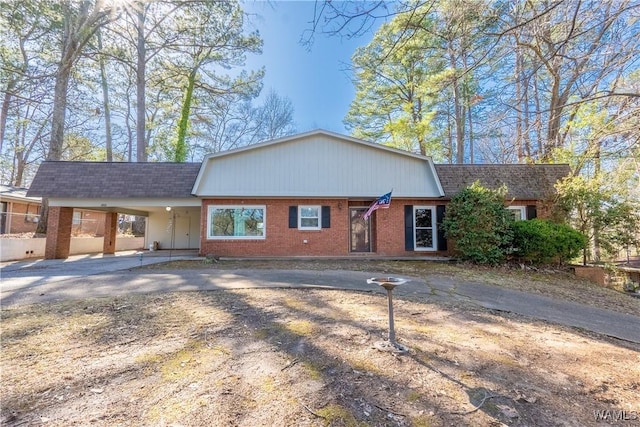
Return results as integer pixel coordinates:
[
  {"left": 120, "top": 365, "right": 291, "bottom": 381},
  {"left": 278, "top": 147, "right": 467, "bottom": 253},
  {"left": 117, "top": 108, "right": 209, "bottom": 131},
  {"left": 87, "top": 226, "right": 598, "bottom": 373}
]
[
  {"left": 45, "top": 206, "right": 73, "bottom": 259},
  {"left": 199, "top": 198, "right": 450, "bottom": 258},
  {"left": 3, "top": 201, "right": 40, "bottom": 234}
]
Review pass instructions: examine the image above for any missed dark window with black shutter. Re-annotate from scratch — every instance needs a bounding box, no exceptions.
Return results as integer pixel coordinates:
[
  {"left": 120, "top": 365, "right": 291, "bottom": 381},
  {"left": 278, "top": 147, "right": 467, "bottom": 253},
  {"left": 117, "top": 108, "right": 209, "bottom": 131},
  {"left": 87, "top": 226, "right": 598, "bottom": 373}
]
[
  {"left": 526, "top": 205, "right": 537, "bottom": 220},
  {"left": 288, "top": 206, "right": 297, "bottom": 228},
  {"left": 404, "top": 205, "right": 414, "bottom": 251},
  {"left": 436, "top": 205, "right": 447, "bottom": 251},
  {"left": 321, "top": 206, "right": 330, "bottom": 228}
]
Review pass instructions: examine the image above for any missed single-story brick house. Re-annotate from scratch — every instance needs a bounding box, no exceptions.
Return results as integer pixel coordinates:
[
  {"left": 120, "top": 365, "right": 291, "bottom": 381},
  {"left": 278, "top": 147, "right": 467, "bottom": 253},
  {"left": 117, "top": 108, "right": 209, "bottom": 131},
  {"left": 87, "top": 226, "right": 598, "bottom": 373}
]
[
  {"left": 0, "top": 185, "right": 42, "bottom": 235},
  {"left": 1, "top": 185, "right": 110, "bottom": 237},
  {"left": 27, "top": 130, "right": 570, "bottom": 259}
]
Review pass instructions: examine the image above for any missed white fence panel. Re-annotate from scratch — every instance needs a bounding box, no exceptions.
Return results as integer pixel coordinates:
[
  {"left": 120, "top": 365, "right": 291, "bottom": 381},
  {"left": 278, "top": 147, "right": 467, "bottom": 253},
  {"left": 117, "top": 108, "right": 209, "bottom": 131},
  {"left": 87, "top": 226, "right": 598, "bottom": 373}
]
[
  {"left": 1, "top": 237, "right": 144, "bottom": 261},
  {"left": 0, "top": 238, "right": 46, "bottom": 261}
]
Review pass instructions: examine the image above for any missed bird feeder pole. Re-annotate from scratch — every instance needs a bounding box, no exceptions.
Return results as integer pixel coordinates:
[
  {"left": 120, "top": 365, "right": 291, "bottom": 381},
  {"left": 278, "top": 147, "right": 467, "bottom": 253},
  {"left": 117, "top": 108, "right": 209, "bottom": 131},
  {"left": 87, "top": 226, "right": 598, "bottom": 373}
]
[{"left": 367, "top": 277, "right": 409, "bottom": 353}]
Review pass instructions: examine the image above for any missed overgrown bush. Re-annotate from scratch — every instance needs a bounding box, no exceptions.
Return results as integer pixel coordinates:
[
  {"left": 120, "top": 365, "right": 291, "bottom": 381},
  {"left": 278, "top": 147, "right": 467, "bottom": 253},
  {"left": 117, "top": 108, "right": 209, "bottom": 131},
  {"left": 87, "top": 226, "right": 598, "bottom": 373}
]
[
  {"left": 443, "top": 182, "right": 514, "bottom": 265},
  {"left": 511, "top": 219, "right": 586, "bottom": 264}
]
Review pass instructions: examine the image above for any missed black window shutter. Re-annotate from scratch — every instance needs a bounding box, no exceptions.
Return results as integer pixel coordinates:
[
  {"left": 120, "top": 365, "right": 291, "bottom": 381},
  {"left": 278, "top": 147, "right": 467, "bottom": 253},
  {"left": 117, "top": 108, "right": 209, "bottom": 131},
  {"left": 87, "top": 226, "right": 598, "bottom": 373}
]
[
  {"left": 321, "top": 206, "right": 331, "bottom": 228},
  {"left": 404, "top": 205, "right": 414, "bottom": 251},
  {"left": 526, "top": 205, "right": 537, "bottom": 220},
  {"left": 289, "top": 206, "right": 297, "bottom": 228},
  {"left": 436, "top": 205, "right": 448, "bottom": 251}
]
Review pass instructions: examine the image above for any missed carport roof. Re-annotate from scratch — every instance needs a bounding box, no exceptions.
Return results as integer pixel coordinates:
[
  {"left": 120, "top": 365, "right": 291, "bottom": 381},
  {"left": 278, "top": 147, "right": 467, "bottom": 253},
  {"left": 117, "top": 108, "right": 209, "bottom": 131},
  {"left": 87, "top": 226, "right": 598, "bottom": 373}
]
[
  {"left": 434, "top": 164, "right": 571, "bottom": 199},
  {"left": 27, "top": 161, "right": 201, "bottom": 198}
]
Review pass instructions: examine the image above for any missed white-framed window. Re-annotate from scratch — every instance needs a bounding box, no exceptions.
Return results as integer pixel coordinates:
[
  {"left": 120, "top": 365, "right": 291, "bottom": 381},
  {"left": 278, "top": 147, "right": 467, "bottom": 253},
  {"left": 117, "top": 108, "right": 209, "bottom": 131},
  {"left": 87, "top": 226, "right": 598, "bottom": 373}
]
[
  {"left": 207, "top": 205, "right": 265, "bottom": 239},
  {"left": 298, "top": 205, "right": 321, "bottom": 230},
  {"left": 414, "top": 206, "right": 437, "bottom": 251},
  {"left": 508, "top": 206, "right": 526, "bottom": 221}
]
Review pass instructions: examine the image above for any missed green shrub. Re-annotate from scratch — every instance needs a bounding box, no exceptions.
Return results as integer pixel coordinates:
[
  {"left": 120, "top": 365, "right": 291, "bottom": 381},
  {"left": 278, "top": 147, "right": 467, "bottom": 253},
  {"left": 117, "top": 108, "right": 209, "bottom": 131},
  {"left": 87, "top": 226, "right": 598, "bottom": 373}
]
[
  {"left": 443, "top": 182, "right": 514, "bottom": 265},
  {"left": 511, "top": 219, "right": 586, "bottom": 264}
]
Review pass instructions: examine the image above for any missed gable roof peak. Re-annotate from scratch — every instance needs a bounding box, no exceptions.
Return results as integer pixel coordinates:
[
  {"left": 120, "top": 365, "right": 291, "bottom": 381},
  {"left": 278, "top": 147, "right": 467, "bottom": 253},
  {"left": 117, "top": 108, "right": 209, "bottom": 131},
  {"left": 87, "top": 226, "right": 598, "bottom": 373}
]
[{"left": 201, "top": 129, "right": 432, "bottom": 162}]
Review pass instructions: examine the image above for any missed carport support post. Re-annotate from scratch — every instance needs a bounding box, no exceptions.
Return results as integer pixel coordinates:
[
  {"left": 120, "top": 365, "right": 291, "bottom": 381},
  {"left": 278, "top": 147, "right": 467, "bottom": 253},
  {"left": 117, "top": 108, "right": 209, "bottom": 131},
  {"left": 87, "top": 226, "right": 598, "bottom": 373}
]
[
  {"left": 103, "top": 212, "right": 118, "bottom": 254},
  {"left": 45, "top": 207, "right": 73, "bottom": 259}
]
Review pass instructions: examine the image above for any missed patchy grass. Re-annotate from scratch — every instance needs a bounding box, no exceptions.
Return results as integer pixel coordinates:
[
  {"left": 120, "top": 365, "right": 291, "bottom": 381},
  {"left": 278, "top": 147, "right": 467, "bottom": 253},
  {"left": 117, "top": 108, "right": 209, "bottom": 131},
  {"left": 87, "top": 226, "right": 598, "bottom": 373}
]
[{"left": 2, "top": 289, "right": 639, "bottom": 426}]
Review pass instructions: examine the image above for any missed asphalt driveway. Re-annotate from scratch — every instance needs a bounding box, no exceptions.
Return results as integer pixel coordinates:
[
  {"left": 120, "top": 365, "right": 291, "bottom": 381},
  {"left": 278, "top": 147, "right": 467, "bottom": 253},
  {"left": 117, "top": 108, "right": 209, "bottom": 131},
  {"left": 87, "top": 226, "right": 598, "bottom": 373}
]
[{"left": 2, "top": 251, "right": 639, "bottom": 344}]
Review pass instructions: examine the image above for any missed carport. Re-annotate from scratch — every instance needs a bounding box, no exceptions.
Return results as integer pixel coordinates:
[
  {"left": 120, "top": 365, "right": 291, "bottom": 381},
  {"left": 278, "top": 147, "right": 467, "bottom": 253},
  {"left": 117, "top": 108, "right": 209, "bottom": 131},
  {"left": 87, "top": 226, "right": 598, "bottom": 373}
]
[{"left": 27, "top": 162, "right": 202, "bottom": 259}]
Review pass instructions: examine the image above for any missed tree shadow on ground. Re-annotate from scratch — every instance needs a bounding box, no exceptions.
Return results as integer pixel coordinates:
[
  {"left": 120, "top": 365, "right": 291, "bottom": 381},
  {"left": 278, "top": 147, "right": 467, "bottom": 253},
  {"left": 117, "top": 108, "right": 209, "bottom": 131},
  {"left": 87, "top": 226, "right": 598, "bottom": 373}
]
[{"left": 2, "top": 288, "right": 638, "bottom": 426}]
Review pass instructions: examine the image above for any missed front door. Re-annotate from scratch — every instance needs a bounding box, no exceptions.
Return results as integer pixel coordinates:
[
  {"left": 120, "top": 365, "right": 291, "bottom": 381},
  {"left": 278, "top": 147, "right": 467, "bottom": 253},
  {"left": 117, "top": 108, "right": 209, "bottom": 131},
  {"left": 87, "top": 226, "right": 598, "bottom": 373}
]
[
  {"left": 350, "top": 207, "right": 371, "bottom": 252},
  {"left": 172, "top": 214, "right": 192, "bottom": 249}
]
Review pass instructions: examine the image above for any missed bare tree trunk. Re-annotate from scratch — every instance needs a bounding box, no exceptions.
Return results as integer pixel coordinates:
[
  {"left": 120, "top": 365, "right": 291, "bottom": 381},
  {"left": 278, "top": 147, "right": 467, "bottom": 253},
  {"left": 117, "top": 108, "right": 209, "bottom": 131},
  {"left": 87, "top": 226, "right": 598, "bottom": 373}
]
[
  {"left": 449, "top": 43, "right": 465, "bottom": 164},
  {"left": 14, "top": 158, "right": 25, "bottom": 187},
  {"left": 136, "top": 7, "right": 147, "bottom": 162},
  {"left": 49, "top": 64, "right": 73, "bottom": 161},
  {"left": 523, "top": 74, "right": 531, "bottom": 159},
  {"left": 126, "top": 100, "right": 133, "bottom": 162},
  {"left": 544, "top": 75, "right": 562, "bottom": 158},
  {"left": 447, "top": 106, "right": 453, "bottom": 164},
  {"left": 515, "top": 45, "right": 524, "bottom": 163},
  {"left": 97, "top": 29, "right": 113, "bottom": 162},
  {"left": 592, "top": 140, "right": 603, "bottom": 261},
  {"left": 467, "top": 102, "right": 474, "bottom": 164},
  {"left": 12, "top": 121, "right": 24, "bottom": 186},
  {"left": 533, "top": 74, "right": 543, "bottom": 157},
  {"left": 0, "top": 80, "right": 15, "bottom": 152},
  {"left": 462, "top": 52, "right": 474, "bottom": 164}
]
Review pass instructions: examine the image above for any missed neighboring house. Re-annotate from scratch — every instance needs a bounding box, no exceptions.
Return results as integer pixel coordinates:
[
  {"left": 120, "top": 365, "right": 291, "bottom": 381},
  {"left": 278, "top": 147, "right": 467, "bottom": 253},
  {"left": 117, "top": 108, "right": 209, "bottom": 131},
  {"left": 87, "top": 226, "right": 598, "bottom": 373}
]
[
  {"left": 0, "top": 185, "right": 109, "bottom": 237},
  {"left": 27, "top": 130, "right": 571, "bottom": 259},
  {"left": 0, "top": 185, "right": 42, "bottom": 234}
]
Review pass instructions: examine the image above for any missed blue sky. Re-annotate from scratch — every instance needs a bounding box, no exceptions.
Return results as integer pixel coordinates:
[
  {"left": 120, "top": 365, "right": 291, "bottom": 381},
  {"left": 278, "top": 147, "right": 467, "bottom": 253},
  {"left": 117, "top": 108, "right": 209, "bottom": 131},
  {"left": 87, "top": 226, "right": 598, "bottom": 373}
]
[{"left": 243, "top": 1, "right": 381, "bottom": 134}]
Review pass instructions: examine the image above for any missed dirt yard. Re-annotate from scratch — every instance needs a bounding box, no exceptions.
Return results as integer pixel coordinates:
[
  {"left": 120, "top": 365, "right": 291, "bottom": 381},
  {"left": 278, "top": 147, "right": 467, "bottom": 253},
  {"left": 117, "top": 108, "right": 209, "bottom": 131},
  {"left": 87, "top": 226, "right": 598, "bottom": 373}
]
[{"left": 1, "top": 261, "right": 639, "bottom": 426}]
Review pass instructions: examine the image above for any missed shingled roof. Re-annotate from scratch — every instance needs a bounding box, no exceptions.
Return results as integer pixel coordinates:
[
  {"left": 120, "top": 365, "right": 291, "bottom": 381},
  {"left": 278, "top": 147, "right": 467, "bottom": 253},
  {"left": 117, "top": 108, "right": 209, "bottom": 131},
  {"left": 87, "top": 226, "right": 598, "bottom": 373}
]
[
  {"left": 26, "top": 161, "right": 570, "bottom": 201},
  {"left": 1, "top": 184, "right": 41, "bottom": 202},
  {"left": 434, "top": 164, "right": 571, "bottom": 199},
  {"left": 27, "top": 161, "right": 201, "bottom": 198}
]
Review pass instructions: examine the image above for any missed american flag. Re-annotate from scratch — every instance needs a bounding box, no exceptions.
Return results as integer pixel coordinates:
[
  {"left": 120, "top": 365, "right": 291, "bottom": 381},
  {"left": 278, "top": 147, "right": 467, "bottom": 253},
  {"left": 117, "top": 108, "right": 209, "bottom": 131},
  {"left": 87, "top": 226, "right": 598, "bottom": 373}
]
[{"left": 362, "top": 191, "right": 392, "bottom": 220}]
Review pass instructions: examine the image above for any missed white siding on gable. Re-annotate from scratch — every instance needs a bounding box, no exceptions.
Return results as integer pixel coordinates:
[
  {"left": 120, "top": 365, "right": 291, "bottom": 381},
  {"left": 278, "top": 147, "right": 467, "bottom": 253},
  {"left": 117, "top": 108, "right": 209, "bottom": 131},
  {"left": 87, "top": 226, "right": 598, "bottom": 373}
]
[{"left": 193, "top": 133, "right": 443, "bottom": 198}]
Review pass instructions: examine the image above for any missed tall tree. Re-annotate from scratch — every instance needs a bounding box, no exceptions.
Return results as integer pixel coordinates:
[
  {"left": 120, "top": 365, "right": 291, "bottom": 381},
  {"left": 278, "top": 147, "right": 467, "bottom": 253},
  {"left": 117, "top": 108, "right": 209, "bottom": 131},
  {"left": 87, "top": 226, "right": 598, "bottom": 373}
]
[
  {"left": 498, "top": 0, "right": 640, "bottom": 160},
  {"left": 184, "top": 89, "right": 296, "bottom": 160},
  {"left": 0, "top": 0, "right": 59, "bottom": 185},
  {"left": 345, "top": 15, "right": 442, "bottom": 157},
  {"left": 163, "top": 0, "right": 263, "bottom": 162},
  {"left": 48, "top": 0, "right": 117, "bottom": 161},
  {"left": 344, "top": 0, "right": 497, "bottom": 162}
]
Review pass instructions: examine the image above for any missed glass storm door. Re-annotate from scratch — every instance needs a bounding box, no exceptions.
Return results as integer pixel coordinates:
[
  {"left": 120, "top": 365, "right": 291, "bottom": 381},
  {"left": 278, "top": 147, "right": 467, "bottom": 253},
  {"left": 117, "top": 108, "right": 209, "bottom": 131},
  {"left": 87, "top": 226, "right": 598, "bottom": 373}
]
[{"left": 350, "top": 207, "right": 371, "bottom": 252}]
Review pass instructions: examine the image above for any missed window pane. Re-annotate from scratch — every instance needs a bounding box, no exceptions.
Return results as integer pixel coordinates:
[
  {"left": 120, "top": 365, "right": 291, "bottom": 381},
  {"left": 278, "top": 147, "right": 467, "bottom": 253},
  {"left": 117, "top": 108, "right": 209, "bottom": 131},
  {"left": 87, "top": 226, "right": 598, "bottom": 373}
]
[
  {"left": 416, "top": 229, "right": 433, "bottom": 248},
  {"left": 300, "top": 207, "right": 319, "bottom": 218},
  {"left": 301, "top": 218, "right": 319, "bottom": 227},
  {"left": 509, "top": 208, "right": 523, "bottom": 221},
  {"left": 415, "top": 209, "right": 433, "bottom": 227},
  {"left": 211, "top": 209, "right": 234, "bottom": 236},
  {"left": 210, "top": 208, "right": 264, "bottom": 238}
]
